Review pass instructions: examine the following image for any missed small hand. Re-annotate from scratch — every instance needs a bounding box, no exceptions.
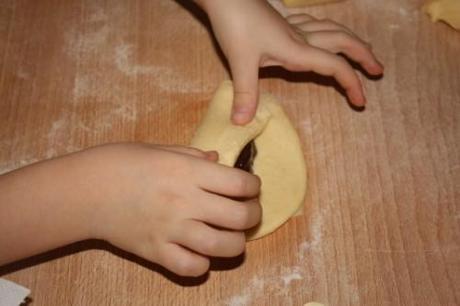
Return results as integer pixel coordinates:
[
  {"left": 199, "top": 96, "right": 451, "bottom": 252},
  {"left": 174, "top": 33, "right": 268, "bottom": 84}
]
[
  {"left": 201, "top": 0, "right": 384, "bottom": 124},
  {"left": 84, "top": 143, "right": 261, "bottom": 277}
]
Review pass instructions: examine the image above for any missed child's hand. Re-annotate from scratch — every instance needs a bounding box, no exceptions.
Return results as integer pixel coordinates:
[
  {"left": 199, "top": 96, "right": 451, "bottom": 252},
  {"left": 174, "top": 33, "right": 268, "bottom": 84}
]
[
  {"left": 86, "top": 144, "right": 261, "bottom": 276},
  {"left": 0, "top": 143, "right": 261, "bottom": 277},
  {"left": 198, "top": 0, "right": 384, "bottom": 125}
]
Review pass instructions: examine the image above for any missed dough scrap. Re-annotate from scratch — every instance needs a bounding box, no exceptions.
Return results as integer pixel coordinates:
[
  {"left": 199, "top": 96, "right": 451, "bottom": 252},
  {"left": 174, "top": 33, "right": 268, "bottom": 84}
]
[
  {"left": 282, "top": 0, "right": 343, "bottom": 8},
  {"left": 424, "top": 0, "right": 460, "bottom": 30},
  {"left": 191, "top": 81, "right": 307, "bottom": 240}
]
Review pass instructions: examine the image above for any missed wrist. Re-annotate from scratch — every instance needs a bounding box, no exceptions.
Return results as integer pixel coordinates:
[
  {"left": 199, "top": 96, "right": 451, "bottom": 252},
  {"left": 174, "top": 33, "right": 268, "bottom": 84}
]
[
  {"left": 0, "top": 154, "right": 97, "bottom": 263},
  {"left": 64, "top": 147, "right": 114, "bottom": 241}
]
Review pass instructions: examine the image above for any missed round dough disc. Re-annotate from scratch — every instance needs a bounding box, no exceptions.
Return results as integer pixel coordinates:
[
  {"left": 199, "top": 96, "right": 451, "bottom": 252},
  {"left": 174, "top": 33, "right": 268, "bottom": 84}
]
[{"left": 191, "top": 81, "right": 307, "bottom": 240}]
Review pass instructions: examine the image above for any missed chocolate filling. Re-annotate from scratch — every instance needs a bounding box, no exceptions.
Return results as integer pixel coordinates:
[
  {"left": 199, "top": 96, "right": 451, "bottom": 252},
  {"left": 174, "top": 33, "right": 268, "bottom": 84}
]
[{"left": 234, "top": 140, "right": 257, "bottom": 173}]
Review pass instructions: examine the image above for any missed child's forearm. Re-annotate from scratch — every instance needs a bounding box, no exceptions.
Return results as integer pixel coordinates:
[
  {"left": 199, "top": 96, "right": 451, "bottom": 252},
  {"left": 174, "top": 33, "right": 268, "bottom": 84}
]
[{"left": 0, "top": 155, "right": 95, "bottom": 265}]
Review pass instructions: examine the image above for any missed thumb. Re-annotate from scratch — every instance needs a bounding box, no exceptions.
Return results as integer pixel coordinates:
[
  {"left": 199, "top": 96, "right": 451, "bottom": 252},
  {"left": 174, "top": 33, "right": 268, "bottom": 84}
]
[{"left": 230, "top": 59, "right": 259, "bottom": 125}]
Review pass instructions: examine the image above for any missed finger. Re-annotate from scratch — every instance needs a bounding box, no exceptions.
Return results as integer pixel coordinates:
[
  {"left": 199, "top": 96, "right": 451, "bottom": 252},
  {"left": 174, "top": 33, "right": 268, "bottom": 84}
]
[
  {"left": 286, "top": 13, "right": 316, "bottom": 25},
  {"left": 305, "top": 31, "right": 383, "bottom": 75},
  {"left": 172, "top": 219, "right": 246, "bottom": 257},
  {"left": 295, "top": 19, "right": 357, "bottom": 38},
  {"left": 193, "top": 161, "right": 261, "bottom": 198},
  {"left": 229, "top": 57, "right": 260, "bottom": 125},
  {"left": 283, "top": 44, "right": 366, "bottom": 106},
  {"left": 155, "top": 243, "right": 210, "bottom": 277},
  {"left": 161, "top": 146, "right": 218, "bottom": 161},
  {"left": 194, "top": 195, "right": 262, "bottom": 231},
  {"left": 204, "top": 150, "right": 219, "bottom": 162}
]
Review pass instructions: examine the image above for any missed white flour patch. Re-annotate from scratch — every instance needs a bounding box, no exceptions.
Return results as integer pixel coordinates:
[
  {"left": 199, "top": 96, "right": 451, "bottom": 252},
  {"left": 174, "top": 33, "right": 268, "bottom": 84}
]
[
  {"left": 225, "top": 206, "right": 328, "bottom": 305},
  {"left": 87, "top": 5, "right": 108, "bottom": 23},
  {"left": 73, "top": 75, "right": 91, "bottom": 99},
  {"left": 16, "top": 67, "right": 30, "bottom": 79},
  {"left": 45, "top": 148, "right": 57, "bottom": 159},
  {"left": 363, "top": 0, "right": 418, "bottom": 22},
  {"left": 298, "top": 207, "right": 325, "bottom": 260},
  {"left": 65, "top": 3, "right": 111, "bottom": 57},
  {"left": 281, "top": 266, "right": 303, "bottom": 287},
  {"left": 0, "top": 158, "right": 40, "bottom": 175},
  {"left": 225, "top": 266, "right": 306, "bottom": 306},
  {"left": 398, "top": 7, "right": 408, "bottom": 17},
  {"left": 114, "top": 43, "right": 210, "bottom": 93},
  {"left": 47, "top": 118, "right": 67, "bottom": 141},
  {"left": 226, "top": 292, "right": 251, "bottom": 306},
  {"left": 66, "top": 24, "right": 110, "bottom": 56},
  {"left": 112, "top": 103, "right": 138, "bottom": 122},
  {"left": 114, "top": 44, "right": 161, "bottom": 77}
]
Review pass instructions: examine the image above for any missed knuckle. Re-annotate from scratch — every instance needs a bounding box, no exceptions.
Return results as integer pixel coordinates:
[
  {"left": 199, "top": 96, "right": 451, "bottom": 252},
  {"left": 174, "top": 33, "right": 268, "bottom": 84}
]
[
  {"left": 232, "top": 175, "right": 248, "bottom": 195},
  {"left": 175, "top": 256, "right": 209, "bottom": 277},
  {"left": 233, "top": 205, "right": 252, "bottom": 229},
  {"left": 335, "top": 32, "right": 353, "bottom": 48},
  {"left": 201, "top": 234, "right": 220, "bottom": 254}
]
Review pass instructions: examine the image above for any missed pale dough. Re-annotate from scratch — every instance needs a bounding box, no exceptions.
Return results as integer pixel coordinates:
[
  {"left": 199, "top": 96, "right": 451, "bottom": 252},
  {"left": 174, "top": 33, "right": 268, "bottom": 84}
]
[
  {"left": 191, "top": 81, "right": 307, "bottom": 240},
  {"left": 304, "top": 303, "right": 325, "bottom": 306},
  {"left": 424, "top": 0, "right": 460, "bottom": 30},
  {"left": 282, "top": 0, "right": 342, "bottom": 8}
]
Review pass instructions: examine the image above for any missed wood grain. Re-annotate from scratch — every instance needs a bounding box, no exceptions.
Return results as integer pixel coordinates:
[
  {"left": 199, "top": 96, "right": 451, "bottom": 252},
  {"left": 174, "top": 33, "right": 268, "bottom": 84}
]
[{"left": 0, "top": 0, "right": 459, "bottom": 305}]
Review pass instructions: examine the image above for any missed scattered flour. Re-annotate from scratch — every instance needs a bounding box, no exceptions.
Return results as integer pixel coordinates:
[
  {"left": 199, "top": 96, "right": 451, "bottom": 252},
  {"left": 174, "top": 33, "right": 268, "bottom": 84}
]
[
  {"left": 298, "top": 212, "right": 324, "bottom": 260},
  {"left": 225, "top": 267, "right": 305, "bottom": 306},
  {"left": 114, "top": 44, "right": 161, "bottom": 77},
  {"left": 398, "top": 7, "right": 408, "bottom": 17},
  {"left": 112, "top": 103, "right": 138, "bottom": 122},
  {"left": 73, "top": 75, "right": 91, "bottom": 99},
  {"left": 114, "top": 43, "right": 210, "bottom": 93},
  {"left": 0, "top": 158, "right": 40, "bottom": 175},
  {"left": 224, "top": 206, "right": 329, "bottom": 306},
  {"left": 87, "top": 5, "right": 108, "bottom": 23},
  {"left": 16, "top": 67, "right": 30, "bottom": 79},
  {"left": 65, "top": 24, "right": 110, "bottom": 56},
  {"left": 281, "top": 266, "right": 304, "bottom": 287},
  {"left": 47, "top": 118, "right": 67, "bottom": 141},
  {"left": 226, "top": 292, "right": 251, "bottom": 306},
  {"left": 65, "top": 3, "right": 110, "bottom": 57}
]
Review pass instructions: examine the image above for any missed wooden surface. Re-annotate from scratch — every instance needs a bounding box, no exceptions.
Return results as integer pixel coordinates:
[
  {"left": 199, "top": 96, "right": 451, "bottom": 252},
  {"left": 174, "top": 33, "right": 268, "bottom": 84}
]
[{"left": 1, "top": 0, "right": 459, "bottom": 305}]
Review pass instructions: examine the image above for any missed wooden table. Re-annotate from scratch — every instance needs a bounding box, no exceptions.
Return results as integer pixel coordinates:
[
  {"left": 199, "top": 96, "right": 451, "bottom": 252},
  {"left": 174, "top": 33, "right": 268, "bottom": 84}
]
[{"left": 1, "top": 0, "right": 459, "bottom": 305}]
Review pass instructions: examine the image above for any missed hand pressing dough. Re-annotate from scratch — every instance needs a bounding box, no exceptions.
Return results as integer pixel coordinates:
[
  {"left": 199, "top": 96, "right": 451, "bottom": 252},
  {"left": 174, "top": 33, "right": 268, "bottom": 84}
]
[
  {"left": 191, "top": 81, "right": 307, "bottom": 240},
  {"left": 424, "top": 0, "right": 460, "bottom": 30},
  {"left": 282, "top": 0, "right": 343, "bottom": 8}
]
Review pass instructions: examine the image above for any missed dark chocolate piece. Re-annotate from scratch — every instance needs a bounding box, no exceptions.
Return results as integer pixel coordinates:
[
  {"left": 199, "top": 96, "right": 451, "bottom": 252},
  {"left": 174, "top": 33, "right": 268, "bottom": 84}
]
[{"left": 234, "top": 140, "right": 257, "bottom": 173}]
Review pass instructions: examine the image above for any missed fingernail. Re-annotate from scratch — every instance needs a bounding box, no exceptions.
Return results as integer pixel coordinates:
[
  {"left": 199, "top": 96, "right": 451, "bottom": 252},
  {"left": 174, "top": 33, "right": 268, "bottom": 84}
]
[
  {"left": 232, "top": 108, "right": 251, "bottom": 125},
  {"left": 205, "top": 151, "right": 219, "bottom": 161},
  {"left": 351, "top": 90, "right": 366, "bottom": 106}
]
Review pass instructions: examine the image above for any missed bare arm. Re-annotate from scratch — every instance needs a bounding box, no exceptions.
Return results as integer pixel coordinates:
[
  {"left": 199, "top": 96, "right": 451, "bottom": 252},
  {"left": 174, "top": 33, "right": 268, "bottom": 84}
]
[
  {"left": 0, "top": 152, "right": 97, "bottom": 264},
  {"left": 0, "top": 144, "right": 261, "bottom": 276}
]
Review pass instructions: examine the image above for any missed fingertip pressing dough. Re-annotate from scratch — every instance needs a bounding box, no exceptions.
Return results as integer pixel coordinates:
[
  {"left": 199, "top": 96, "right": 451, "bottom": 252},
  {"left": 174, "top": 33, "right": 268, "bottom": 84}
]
[
  {"left": 191, "top": 81, "right": 307, "bottom": 240},
  {"left": 282, "top": 0, "right": 343, "bottom": 8},
  {"left": 424, "top": 0, "right": 460, "bottom": 30}
]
